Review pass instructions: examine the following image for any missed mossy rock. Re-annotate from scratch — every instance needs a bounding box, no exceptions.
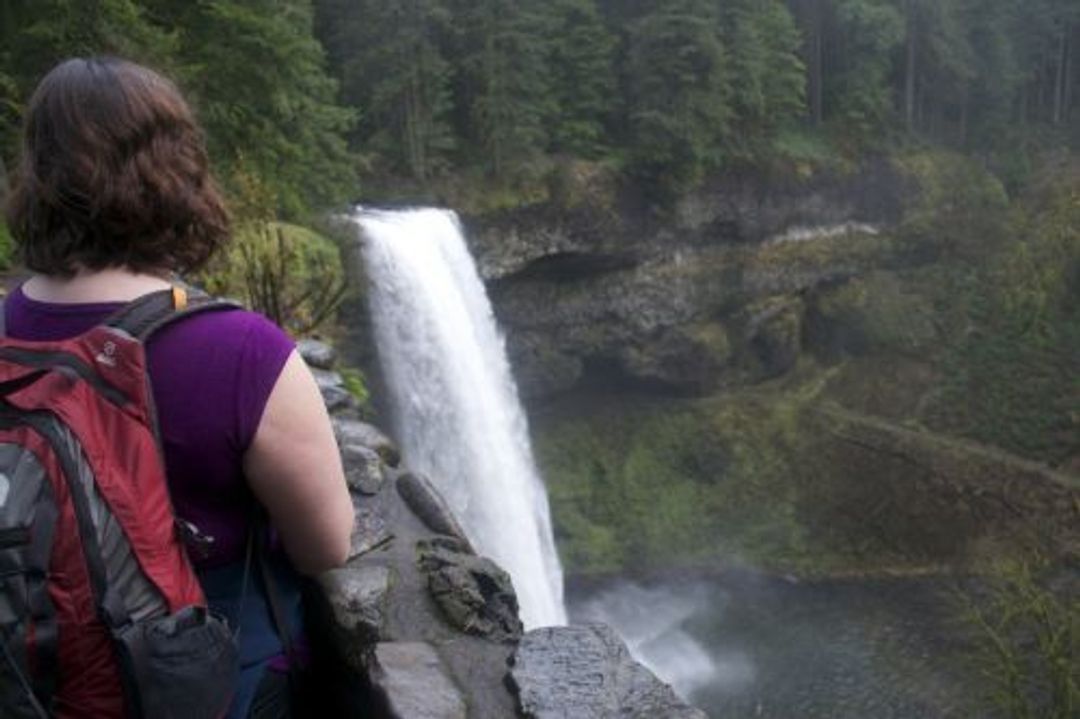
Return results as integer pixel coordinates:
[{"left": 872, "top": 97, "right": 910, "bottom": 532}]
[
  {"left": 805, "top": 271, "right": 939, "bottom": 358},
  {"left": 617, "top": 320, "right": 733, "bottom": 394},
  {"left": 744, "top": 298, "right": 803, "bottom": 380}
]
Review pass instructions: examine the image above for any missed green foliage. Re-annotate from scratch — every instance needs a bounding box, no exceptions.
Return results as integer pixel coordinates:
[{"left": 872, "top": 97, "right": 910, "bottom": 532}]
[
  {"left": 534, "top": 390, "right": 831, "bottom": 576},
  {"left": 827, "top": 0, "right": 905, "bottom": 142},
  {"left": 150, "top": 0, "right": 356, "bottom": 218},
  {"left": 723, "top": 0, "right": 806, "bottom": 156},
  {"left": 953, "top": 557, "right": 1079, "bottom": 719},
  {"left": 542, "top": 0, "right": 617, "bottom": 158},
  {"left": 0, "top": 221, "right": 13, "bottom": 270},
  {"left": 199, "top": 220, "right": 347, "bottom": 336},
  {"left": 894, "top": 150, "right": 1011, "bottom": 260},
  {"left": 320, "top": 0, "right": 454, "bottom": 181},
  {"left": 339, "top": 366, "right": 371, "bottom": 414},
  {"left": 451, "top": 0, "right": 555, "bottom": 181},
  {"left": 623, "top": 0, "right": 731, "bottom": 200},
  {"left": 925, "top": 165, "right": 1080, "bottom": 463}
]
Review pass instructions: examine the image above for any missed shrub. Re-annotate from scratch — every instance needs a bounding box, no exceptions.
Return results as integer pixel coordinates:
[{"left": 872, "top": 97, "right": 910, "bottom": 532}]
[
  {"left": 953, "top": 556, "right": 1079, "bottom": 719},
  {"left": 199, "top": 221, "right": 348, "bottom": 336}
]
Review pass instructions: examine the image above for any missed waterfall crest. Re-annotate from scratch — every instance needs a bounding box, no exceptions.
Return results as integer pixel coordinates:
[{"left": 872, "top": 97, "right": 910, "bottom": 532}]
[{"left": 356, "top": 208, "right": 567, "bottom": 629}]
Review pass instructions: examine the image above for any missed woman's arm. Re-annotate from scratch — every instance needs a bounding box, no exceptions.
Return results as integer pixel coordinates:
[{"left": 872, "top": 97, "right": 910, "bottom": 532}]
[{"left": 243, "top": 350, "right": 353, "bottom": 575}]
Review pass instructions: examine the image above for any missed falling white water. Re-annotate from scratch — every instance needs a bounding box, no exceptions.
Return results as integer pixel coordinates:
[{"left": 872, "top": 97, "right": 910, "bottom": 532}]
[{"left": 356, "top": 207, "right": 567, "bottom": 629}]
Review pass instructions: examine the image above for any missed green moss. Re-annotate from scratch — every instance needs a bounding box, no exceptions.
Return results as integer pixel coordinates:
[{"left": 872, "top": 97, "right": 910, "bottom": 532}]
[
  {"left": 893, "top": 150, "right": 1012, "bottom": 260},
  {"left": 0, "top": 221, "right": 13, "bottom": 271},
  {"left": 338, "top": 366, "right": 372, "bottom": 417},
  {"left": 812, "top": 271, "right": 939, "bottom": 356},
  {"left": 535, "top": 383, "right": 843, "bottom": 578}
]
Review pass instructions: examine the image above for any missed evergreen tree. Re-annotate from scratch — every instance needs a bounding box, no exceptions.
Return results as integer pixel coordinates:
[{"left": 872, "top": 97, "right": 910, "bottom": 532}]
[
  {"left": 149, "top": 0, "right": 356, "bottom": 217},
  {"left": 317, "top": 0, "right": 454, "bottom": 181},
  {"left": 623, "top": 0, "right": 731, "bottom": 197},
  {"left": 722, "top": 0, "right": 806, "bottom": 155},
  {"left": 826, "top": 0, "right": 905, "bottom": 140},
  {"left": 894, "top": 0, "right": 975, "bottom": 138},
  {"left": 449, "top": 0, "right": 554, "bottom": 179},
  {"left": 0, "top": 0, "right": 176, "bottom": 191},
  {"left": 543, "top": 0, "right": 617, "bottom": 158},
  {"left": 1, "top": 0, "right": 174, "bottom": 83}
]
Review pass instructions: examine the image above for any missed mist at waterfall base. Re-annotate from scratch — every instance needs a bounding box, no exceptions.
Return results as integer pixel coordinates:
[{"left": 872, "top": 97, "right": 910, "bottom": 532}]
[
  {"left": 570, "top": 581, "right": 742, "bottom": 700},
  {"left": 356, "top": 207, "right": 566, "bottom": 629},
  {"left": 569, "top": 572, "right": 987, "bottom": 718}
]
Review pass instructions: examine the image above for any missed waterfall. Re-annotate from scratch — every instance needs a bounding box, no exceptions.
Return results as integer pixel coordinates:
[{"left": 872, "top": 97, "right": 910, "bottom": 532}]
[{"left": 356, "top": 208, "right": 567, "bottom": 629}]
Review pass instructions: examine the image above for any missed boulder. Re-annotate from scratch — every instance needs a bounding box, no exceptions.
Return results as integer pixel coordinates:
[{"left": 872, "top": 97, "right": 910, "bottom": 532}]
[
  {"left": 418, "top": 537, "right": 523, "bottom": 642},
  {"left": 747, "top": 299, "right": 803, "bottom": 379},
  {"left": 396, "top": 472, "right": 473, "bottom": 550},
  {"left": 370, "top": 642, "right": 468, "bottom": 719},
  {"left": 318, "top": 565, "right": 392, "bottom": 669},
  {"left": 298, "top": 338, "right": 338, "bottom": 370},
  {"left": 349, "top": 493, "right": 393, "bottom": 559},
  {"left": 509, "top": 623, "right": 708, "bottom": 719},
  {"left": 618, "top": 321, "right": 732, "bottom": 394},
  {"left": 312, "top": 368, "right": 354, "bottom": 413},
  {"left": 342, "top": 443, "right": 385, "bottom": 495},
  {"left": 334, "top": 418, "right": 401, "bottom": 467}
]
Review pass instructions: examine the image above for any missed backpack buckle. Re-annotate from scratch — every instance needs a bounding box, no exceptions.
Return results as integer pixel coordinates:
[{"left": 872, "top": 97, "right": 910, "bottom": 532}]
[{"left": 175, "top": 518, "right": 216, "bottom": 560}]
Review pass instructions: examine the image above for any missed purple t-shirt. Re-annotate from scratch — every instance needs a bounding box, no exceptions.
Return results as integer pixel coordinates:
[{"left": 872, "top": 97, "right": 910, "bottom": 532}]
[{"left": 3, "top": 284, "right": 295, "bottom": 569}]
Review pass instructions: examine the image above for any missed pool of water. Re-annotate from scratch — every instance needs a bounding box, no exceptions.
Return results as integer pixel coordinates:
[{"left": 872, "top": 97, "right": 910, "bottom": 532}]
[{"left": 568, "top": 572, "right": 991, "bottom": 719}]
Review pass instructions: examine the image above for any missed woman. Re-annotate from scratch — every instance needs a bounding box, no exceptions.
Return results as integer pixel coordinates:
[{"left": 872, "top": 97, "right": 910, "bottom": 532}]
[{"left": 3, "top": 57, "right": 353, "bottom": 717}]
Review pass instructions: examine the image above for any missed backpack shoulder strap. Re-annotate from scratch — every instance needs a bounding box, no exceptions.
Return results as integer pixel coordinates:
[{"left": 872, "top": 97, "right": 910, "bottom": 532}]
[{"left": 105, "top": 285, "right": 240, "bottom": 342}]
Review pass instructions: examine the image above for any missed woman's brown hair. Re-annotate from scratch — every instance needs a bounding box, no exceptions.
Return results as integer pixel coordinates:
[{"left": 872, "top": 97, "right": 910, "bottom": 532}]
[{"left": 4, "top": 57, "right": 228, "bottom": 276}]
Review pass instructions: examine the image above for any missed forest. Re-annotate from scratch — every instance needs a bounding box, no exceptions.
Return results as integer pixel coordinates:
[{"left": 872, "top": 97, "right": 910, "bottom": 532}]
[
  {"left": 1, "top": 3, "right": 1078, "bottom": 715},
  {"left": 1, "top": 0, "right": 1079, "bottom": 220}
]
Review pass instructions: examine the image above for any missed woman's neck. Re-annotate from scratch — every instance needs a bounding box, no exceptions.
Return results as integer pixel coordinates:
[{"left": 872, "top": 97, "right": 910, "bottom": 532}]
[{"left": 22, "top": 267, "right": 172, "bottom": 304}]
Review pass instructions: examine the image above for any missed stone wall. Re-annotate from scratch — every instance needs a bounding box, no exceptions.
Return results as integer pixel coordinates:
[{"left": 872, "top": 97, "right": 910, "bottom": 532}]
[{"left": 300, "top": 340, "right": 707, "bottom": 718}]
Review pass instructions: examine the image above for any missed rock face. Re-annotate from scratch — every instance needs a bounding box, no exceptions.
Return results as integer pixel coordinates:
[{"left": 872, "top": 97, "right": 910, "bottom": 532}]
[
  {"left": 463, "top": 161, "right": 909, "bottom": 398},
  {"left": 303, "top": 351, "right": 702, "bottom": 718},
  {"left": 510, "top": 624, "right": 708, "bottom": 719}
]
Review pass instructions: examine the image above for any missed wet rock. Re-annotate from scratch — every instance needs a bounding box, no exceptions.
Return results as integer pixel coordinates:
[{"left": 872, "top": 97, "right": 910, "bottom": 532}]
[
  {"left": 350, "top": 495, "right": 393, "bottom": 559},
  {"left": 748, "top": 299, "right": 803, "bottom": 379},
  {"left": 318, "top": 565, "right": 391, "bottom": 669},
  {"left": 342, "top": 443, "right": 385, "bottom": 495},
  {"left": 312, "top": 368, "right": 354, "bottom": 412},
  {"left": 396, "top": 472, "right": 473, "bottom": 550},
  {"left": 509, "top": 623, "right": 708, "bottom": 719},
  {"left": 334, "top": 418, "right": 401, "bottom": 467},
  {"left": 297, "top": 338, "right": 337, "bottom": 370},
  {"left": 417, "top": 537, "right": 523, "bottom": 642},
  {"left": 370, "top": 642, "right": 467, "bottom": 719}
]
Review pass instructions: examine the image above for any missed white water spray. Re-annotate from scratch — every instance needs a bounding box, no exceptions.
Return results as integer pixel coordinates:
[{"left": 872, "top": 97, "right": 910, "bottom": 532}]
[
  {"left": 356, "top": 208, "right": 567, "bottom": 629},
  {"left": 574, "top": 582, "right": 740, "bottom": 701}
]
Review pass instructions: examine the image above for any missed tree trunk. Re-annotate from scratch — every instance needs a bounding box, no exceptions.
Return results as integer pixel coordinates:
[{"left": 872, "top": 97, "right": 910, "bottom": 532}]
[
  {"left": 959, "top": 88, "right": 969, "bottom": 147},
  {"left": 904, "top": 0, "right": 917, "bottom": 132},
  {"left": 809, "top": 0, "right": 824, "bottom": 125},
  {"left": 1063, "top": 24, "right": 1074, "bottom": 125},
  {"left": 1054, "top": 24, "right": 1067, "bottom": 125}
]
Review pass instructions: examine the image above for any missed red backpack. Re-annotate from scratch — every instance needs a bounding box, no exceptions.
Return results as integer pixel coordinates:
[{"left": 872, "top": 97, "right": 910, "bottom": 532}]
[{"left": 0, "top": 287, "right": 239, "bottom": 718}]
